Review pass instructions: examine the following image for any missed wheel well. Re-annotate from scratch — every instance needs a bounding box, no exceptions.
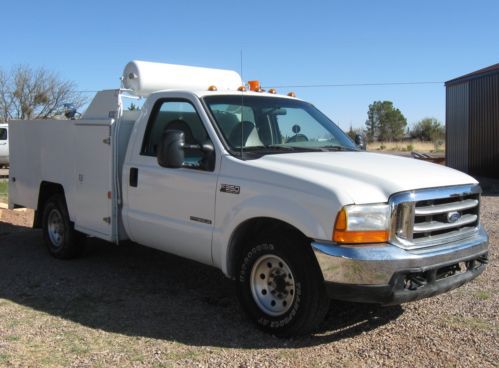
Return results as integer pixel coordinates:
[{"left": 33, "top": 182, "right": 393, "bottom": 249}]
[
  {"left": 226, "top": 217, "right": 310, "bottom": 278},
  {"left": 33, "top": 182, "right": 65, "bottom": 228}
]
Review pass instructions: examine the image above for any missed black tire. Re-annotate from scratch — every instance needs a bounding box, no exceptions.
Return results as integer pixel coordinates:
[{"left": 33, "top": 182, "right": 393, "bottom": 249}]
[
  {"left": 236, "top": 226, "right": 329, "bottom": 337},
  {"left": 42, "top": 194, "right": 85, "bottom": 259}
]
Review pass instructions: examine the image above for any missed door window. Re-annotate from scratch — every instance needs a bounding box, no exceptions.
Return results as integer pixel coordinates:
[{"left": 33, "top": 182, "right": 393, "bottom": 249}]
[
  {"left": 0, "top": 128, "right": 6, "bottom": 141},
  {"left": 141, "top": 100, "right": 212, "bottom": 170}
]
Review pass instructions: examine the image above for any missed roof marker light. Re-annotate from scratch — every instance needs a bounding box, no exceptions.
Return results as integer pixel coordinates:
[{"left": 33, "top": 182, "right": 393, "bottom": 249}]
[
  {"left": 268, "top": 88, "right": 277, "bottom": 94},
  {"left": 208, "top": 85, "right": 218, "bottom": 91},
  {"left": 287, "top": 92, "right": 296, "bottom": 97},
  {"left": 238, "top": 86, "right": 247, "bottom": 92}
]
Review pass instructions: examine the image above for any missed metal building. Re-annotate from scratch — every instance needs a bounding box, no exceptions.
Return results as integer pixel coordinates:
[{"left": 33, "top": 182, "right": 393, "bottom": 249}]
[{"left": 445, "top": 63, "right": 499, "bottom": 178}]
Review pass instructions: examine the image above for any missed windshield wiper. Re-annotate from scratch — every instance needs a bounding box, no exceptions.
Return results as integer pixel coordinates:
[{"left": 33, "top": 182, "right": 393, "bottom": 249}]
[
  {"left": 320, "top": 145, "right": 358, "bottom": 152},
  {"left": 240, "top": 145, "right": 296, "bottom": 151},
  {"left": 236, "top": 145, "right": 321, "bottom": 156},
  {"left": 267, "top": 145, "right": 328, "bottom": 152},
  {"left": 236, "top": 145, "right": 358, "bottom": 158},
  {"left": 264, "top": 145, "right": 296, "bottom": 151}
]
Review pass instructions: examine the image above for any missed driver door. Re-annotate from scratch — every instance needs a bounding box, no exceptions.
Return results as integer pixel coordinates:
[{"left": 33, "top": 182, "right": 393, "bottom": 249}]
[{"left": 124, "top": 98, "right": 218, "bottom": 265}]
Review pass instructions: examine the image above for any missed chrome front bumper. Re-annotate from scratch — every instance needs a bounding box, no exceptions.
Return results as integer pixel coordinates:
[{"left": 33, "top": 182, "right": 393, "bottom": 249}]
[{"left": 311, "top": 226, "right": 489, "bottom": 305}]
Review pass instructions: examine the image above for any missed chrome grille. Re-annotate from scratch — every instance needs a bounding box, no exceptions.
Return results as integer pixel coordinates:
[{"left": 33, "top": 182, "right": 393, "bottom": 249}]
[{"left": 390, "top": 185, "right": 481, "bottom": 250}]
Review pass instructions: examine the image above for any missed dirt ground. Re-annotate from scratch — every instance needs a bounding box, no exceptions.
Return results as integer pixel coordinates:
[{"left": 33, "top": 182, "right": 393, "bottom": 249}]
[{"left": 0, "top": 188, "right": 497, "bottom": 367}]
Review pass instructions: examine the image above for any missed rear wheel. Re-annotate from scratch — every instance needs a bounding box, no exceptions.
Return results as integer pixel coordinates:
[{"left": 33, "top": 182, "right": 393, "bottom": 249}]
[
  {"left": 236, "top": 228, "right": 329, "bottom": 336},
  {"left": 42, "top": 194, "right": 84, "bottom": 259}
]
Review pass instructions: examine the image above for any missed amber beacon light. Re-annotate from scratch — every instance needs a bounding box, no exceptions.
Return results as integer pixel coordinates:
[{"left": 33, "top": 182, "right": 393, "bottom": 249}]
[{"left": 248, "top": 80, "right": 260, "bottom": 91}]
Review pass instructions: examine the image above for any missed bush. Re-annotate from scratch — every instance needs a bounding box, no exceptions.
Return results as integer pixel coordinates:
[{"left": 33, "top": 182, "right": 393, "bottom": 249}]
[
  {"left": 407, "top": 144, "right": 414, "bottom": 152},
  {"left": 411, "top": 118, "right": 445, "bottom": 142}
]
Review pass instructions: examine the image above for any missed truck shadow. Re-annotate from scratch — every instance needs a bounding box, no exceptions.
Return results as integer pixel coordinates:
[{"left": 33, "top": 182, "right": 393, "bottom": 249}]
[{"left": 0, "top": 224, "right": 402, "bottom": 348}]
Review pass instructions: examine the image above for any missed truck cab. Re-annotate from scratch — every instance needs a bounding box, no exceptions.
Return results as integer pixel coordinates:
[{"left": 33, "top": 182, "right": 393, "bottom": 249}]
[{"left": 8, "top": 61, "right": 489, "bottom": 336}]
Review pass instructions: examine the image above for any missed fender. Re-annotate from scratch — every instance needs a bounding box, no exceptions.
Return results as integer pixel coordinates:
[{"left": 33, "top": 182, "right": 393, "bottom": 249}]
[{"left": 212, "top": 193, "right": 342, "bottom": 276}]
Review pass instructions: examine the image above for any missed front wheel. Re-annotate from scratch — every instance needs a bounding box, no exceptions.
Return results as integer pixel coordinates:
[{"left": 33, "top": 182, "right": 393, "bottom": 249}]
[
  {"left": 236, "top": 230, "right": 329, "bottom": 336},
  {"left": 42, "top": 194, "right": 84, "bottom": 259}
]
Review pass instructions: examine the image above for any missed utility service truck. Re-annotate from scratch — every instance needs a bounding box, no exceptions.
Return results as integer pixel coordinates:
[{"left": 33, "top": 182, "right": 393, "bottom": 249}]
[
  {"left": 9, "top": 61, "right": 489, "bottom": 336},
  {"left": 0, "top": 123, "right": 8, "bottom": 167}
]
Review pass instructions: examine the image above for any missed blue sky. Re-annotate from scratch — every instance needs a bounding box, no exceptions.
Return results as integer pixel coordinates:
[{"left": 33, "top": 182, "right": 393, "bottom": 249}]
[{"left": 1, "top": 0, "right": 498, "bottom": 130}]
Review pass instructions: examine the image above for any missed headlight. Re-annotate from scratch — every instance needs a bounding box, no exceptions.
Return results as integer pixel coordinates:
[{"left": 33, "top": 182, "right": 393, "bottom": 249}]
[{"left": 333, "top": 204, "right": 390, "bottom": 244}]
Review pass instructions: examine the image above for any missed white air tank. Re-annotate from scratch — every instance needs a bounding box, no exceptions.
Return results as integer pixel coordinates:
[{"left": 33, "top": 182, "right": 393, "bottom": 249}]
[{"left": 122, "top": 60, "right": 242, "bottom": 96}]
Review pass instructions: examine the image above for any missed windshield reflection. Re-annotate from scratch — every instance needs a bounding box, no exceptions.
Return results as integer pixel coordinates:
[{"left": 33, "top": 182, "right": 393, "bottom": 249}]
[{"left": 204, "top": 95, "right": 357, "bottom": 157}]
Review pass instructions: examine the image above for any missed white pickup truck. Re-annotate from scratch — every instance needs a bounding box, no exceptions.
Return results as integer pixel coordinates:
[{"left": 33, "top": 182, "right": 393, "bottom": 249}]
[
  {"left": 0, "top": 123, "right": 8, "bottom": 167},
  {"left": 9, "top": 61, "right": 489, "bottom": 336}
]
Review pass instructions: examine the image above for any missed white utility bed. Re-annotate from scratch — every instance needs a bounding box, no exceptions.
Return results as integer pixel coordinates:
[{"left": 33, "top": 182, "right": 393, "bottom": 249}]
[{"left": 9, "top": 90, "right": 137, "bottom": 242}]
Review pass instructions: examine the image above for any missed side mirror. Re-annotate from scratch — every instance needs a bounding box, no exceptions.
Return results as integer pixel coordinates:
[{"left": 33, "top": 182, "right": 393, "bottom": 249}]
[
  {"left": 157, "top": 130, "right": 185, "bottom": 168},
  {"left": 354, "top": 134, "right": 365, "bottom": 150},
  {"left": 200, "top": 142, "right": 215, "bottom": 171}
]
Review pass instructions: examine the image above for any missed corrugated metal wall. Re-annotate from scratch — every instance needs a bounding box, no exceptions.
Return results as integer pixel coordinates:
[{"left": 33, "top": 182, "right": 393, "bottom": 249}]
[
  {"left": 468, "top": 73, "right": 499, "bottom": 178},
  {"left": 446, "top": 83, "right": 469, "bottom": 172}
]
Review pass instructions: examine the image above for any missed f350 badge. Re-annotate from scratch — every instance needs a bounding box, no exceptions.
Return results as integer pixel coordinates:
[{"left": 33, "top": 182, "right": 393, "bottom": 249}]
[{"left": 220, "top": 184, "right": 240, "bottom": 195}]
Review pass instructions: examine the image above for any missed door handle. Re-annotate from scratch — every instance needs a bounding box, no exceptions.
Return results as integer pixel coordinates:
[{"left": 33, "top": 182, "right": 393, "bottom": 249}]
[{"left": 129, "top": 167, "right": 138, "bottom": 187}]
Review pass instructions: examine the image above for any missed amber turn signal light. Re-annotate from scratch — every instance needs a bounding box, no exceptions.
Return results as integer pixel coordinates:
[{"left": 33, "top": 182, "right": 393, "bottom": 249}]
[
  {"left": 333, "top": 229, "right": 389, "bottom": 244},
  {"left": 333, "top": 207, "right": 390, "bottom": 244}
]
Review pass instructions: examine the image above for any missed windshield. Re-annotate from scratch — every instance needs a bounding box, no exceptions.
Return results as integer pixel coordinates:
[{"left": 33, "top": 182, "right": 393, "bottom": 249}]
[{"left": 204, "top": 95, "right": 356, "bottom": 157}]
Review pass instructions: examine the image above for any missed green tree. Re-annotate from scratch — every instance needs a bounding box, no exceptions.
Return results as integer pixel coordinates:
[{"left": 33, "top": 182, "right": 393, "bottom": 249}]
[
  {"left": 411, "top": 117, "right": 445, "bottom": 142},
  {"left": 128, "top": 102, "right": 139, "bottom": 111},
  {"left": 365, "top": 101, "right": 407, "bottom": 141}
]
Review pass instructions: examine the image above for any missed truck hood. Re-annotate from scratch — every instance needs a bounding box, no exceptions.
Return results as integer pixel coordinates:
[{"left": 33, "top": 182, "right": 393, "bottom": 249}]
[{"left": 252, "top": 152, "right": 477, "bottom": 204}]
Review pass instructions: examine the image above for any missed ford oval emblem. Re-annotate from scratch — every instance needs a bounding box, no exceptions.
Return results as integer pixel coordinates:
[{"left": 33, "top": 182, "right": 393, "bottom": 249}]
[{"left": 447, "top": 211, "right": 461, "bottom": 223}]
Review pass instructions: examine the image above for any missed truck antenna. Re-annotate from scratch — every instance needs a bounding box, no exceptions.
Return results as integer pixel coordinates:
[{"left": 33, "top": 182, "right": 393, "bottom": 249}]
[
  {"left": 240, "top": 49, "right": 244, "bottom": 81},
  {"left": 240, "top": 49, "right": 244, "bottom": 159}
]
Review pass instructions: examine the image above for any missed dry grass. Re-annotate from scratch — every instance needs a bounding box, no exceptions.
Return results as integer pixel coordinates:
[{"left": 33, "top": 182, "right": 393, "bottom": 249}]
[
  {"left": 0, "top": 180, "right": 7, "bottom": 204},
  {"left": 367, "top": 141, "right": 445, "bottom": 153},
  {"left": 0, "top": 189, "right": 497, "bottom": 368}
]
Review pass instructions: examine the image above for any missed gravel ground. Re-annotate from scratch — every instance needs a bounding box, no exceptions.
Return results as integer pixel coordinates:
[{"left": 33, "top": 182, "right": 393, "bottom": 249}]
[{"left": 0, "top": 187, "right": 497, "bottom": 367}]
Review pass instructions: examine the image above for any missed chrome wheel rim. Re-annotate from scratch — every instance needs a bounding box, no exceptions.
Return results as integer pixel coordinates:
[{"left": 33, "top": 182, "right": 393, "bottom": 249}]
[
  {"left": 47, "top": 208, "right": 64, "bottom": 248},
  {"left": 250, "top": 254, "right": 296, "bottom": 316}
]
